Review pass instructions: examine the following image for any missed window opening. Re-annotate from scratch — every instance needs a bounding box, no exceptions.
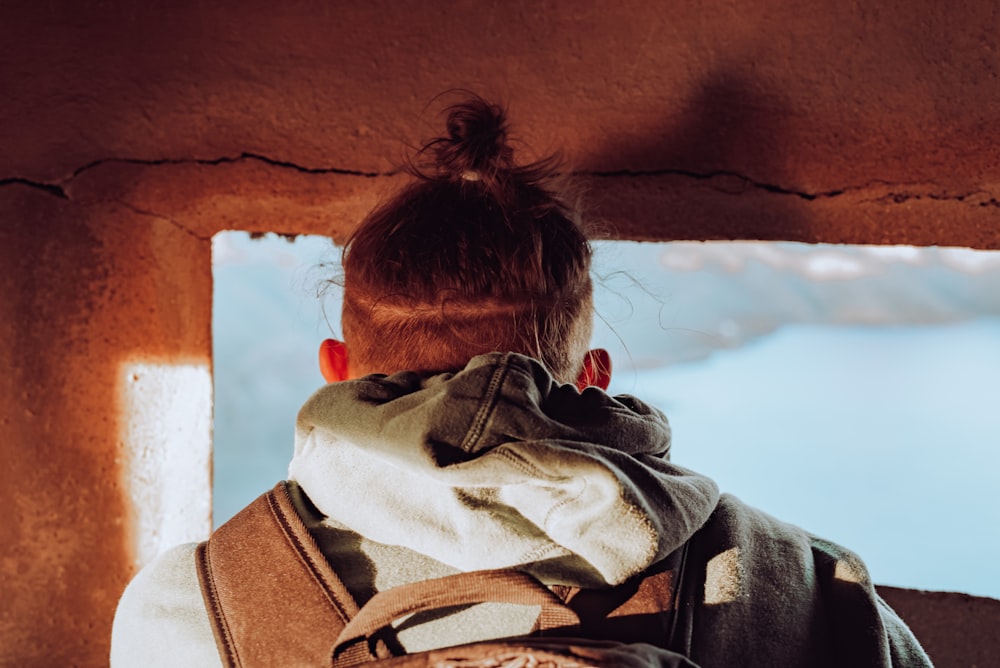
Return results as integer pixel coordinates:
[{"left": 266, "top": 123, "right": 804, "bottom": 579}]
[{"left": 212, "top": 231, "right": 1000, "bottom": 598}]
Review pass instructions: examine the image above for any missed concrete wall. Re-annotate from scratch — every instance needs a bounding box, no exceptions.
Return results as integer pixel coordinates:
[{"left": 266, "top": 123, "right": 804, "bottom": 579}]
[
  {"left": 1, "top": 1, "right": 998, "bottom": 665},
  {"left": 0, "top": 189, "right": 213, "bottom": 665},
  {"left": 879, "top": 586, "right": 1000, "bottom": 668},
  {"left": 5, "top": 0, "right": 1000, "bottom": 248}
]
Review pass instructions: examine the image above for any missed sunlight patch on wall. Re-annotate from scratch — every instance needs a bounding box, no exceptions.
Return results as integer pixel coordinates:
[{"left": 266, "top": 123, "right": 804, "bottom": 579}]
[{"left": 120, "top": 361, "right": 213, "bottom": 569}]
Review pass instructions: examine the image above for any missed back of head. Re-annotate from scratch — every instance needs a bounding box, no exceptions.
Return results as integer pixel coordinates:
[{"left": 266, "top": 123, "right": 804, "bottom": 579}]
[{"left": 341, "top": 95, "right": 593, "bottom": 382}]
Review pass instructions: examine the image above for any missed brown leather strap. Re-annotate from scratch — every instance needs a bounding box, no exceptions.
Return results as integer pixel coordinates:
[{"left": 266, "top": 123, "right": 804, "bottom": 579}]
[
  {"left": 195, "top": 481, "right": 377, "bottom": 667},
  {"left": 332, "top": 569, "right": 581, "bottom": 667},
  {"left": 195, "top": 542, "right": 238, "bottom": 667},
  {"left": 560, "top": 549, "right": 681, "bottom": 647}
]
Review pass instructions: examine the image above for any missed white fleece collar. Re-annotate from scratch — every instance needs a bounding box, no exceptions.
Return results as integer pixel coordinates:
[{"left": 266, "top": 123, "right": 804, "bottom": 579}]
[{"left": 289, "top": 353, "right": 719, "bottom": 587}]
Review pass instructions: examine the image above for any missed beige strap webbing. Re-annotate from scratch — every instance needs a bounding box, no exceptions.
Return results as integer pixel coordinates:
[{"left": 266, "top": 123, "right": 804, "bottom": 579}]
[
  {"left": 331, "top": 569, "right": 583, "bottom": 666},
  {"left": 195, "top": 481, "right": 381, "bottom": 667}
]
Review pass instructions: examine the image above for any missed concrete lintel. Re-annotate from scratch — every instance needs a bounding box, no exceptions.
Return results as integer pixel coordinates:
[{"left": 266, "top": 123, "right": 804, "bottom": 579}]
[{"left": 35, "top": 159, "right": 1000, "bottom": 250}]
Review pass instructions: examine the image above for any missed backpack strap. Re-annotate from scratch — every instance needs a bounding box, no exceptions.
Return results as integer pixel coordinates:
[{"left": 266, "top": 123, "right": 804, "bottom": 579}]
[
  {"left": 195, "top": 481, "right": 690, "bottom": 666},
  {"left": 329, "top": 563, "right": 692, "bottom": 668},
  {"left": 332, "top": 569, "right": 583, "bottom": 667},
  {"left": 563, "top": 544, "right": 685, "bottom": 649},
  {"left": 195, "top": 481, "right": 388, "bottom": 667}
]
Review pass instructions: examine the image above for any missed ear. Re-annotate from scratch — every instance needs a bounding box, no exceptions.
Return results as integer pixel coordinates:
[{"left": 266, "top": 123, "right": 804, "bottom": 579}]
[
  {"left": 319, "top": 339, "right": 351, "bottom": 383},
  {"left": 576, "top": 348, "right": 612, "bottom": 392}
]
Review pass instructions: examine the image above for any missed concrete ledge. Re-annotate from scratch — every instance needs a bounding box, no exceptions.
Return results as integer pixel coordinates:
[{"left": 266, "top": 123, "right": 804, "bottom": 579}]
[{"left": 877, "top": 586, "right": 1000, "bottom": 668}]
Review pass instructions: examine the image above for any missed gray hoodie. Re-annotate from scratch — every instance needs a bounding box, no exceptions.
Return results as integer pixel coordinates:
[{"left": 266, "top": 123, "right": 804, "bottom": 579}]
[{"left": 112, "top": 352, "right": 931, "bottom": 667}]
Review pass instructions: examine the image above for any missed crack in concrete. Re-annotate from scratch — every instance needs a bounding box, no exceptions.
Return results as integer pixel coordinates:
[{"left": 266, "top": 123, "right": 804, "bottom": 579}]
[
  {"left": 592, "top": 170, "right": 1000, "bottom": 207},
  {"left": 0, "top": 153, "right": 389, "bottom": 200},
  {"left": 111, "top": 199, "right": 210, "bottom": 243},
  {"left": 588, "top": 168, "right": 847, "bottom": 201},
  {"left": 0, "top": 177, "right": 69, "bottom": 199},
  {"left": 66, "top": 152, "right": 389, "bottom": 182},
  {"left": 1, "top": 155, "right": 995, "bottom": 211},
  {"left": 867, "top": 190, "right": 1000, "bottom": 207}
]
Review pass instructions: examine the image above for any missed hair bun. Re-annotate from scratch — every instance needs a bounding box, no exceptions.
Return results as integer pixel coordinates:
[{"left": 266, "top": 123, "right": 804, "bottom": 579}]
[{"left": 431, "top": 96, "right": 515, "bottom": 184}]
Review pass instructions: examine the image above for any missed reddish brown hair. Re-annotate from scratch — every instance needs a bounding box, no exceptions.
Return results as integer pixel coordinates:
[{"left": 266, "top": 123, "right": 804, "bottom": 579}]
[{"left": 341, "top": 95, "right": 593, "bottom": 381}]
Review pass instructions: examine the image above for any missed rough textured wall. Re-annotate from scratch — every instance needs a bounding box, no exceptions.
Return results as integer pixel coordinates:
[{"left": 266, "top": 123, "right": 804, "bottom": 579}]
[
  {"left": 2, "top": 0, "right": 999, "bottom": 246},
  {"left": 878, "top": 586, "right": 1000, "bottom": 668},
  {"left": 0, "top": 188, "right": 213, "bottom": 666},
  {"left": 2, "top": 1, "right": 999, "bottom": 665}
]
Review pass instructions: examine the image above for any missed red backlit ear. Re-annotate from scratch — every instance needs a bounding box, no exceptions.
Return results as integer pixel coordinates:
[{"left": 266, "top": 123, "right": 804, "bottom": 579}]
[
  {"left": 319, "top": 339, "right": 350, "bottom": 383},
  {"left": 576, "top": 348, "right": 612, "bottom": 392}
]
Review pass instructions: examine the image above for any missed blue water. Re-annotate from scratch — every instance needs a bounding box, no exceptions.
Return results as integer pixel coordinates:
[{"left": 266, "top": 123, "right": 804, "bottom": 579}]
[
  {"left": 616, "top": 320, "right": 1000, "bottom": 598},
  {"left": 212, "top": 232, "right": 1000, "bottom": 599}
]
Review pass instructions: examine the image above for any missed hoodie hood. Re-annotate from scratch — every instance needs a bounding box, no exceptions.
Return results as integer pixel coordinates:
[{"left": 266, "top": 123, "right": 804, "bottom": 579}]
[{"left": 289, "top": 352, "right": 719, "bottom": 587}]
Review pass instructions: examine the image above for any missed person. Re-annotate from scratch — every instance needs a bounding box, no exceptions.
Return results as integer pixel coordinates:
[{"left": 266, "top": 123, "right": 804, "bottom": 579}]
[{"left": 111, "top": 95, "right": 932, "bottom": 667}]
